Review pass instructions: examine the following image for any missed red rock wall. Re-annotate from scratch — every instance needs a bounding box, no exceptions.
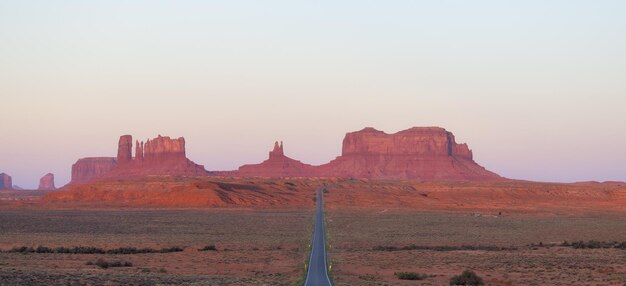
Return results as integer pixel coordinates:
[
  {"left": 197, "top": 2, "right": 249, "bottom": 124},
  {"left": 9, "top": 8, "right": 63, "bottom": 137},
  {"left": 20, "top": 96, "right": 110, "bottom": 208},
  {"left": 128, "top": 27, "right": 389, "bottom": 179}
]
[
  {"left": 117, "top": 135, "right": 133, "bottom": 164},
  {"left": 0, "top": 173, "right": 12, "bottom": 190},
  {"left": 342, "top": 127, "right": 461, "bottom": 157},
  {"left": 38, "top": 173, "right": 56, "bottom": 190},
  {"left": 135, "top": 140, "right": 144, "bottom": 161},
  {"left": 70, "top": 157, "right": 117, "bottom": 184},
  {"left": 143, "top": 135, "right": 186, "bottom": 161}
]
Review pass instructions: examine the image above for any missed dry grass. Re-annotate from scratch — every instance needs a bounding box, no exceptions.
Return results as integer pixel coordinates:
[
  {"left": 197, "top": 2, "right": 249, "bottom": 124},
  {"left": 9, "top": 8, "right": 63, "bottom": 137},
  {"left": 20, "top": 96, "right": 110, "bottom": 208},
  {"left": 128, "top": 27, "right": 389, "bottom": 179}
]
[
  {"left": 0, "top": 209, "right": 313, "bottom": 285},
  {"left": 326, "top": 209, "right": 626, "bottom": 286}
]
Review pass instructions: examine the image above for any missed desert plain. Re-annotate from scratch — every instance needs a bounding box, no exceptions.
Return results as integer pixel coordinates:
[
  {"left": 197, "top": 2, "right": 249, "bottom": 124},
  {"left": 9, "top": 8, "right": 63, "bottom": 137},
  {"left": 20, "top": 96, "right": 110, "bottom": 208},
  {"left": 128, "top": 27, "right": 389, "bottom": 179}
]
[{"left": 1, "top": 177, "right": 626, "bottom": 286}]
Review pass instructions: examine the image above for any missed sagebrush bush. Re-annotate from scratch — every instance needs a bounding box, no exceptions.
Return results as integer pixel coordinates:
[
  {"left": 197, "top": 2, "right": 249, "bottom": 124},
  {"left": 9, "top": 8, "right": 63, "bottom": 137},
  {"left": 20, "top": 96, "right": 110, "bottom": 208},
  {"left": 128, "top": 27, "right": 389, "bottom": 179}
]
[
  {"left": 395, "top": 271, "right": 427, "bottom": 280},
  {"left": 5, "top": 246, "right": 183, "bottom": 254},
  {"left": 94, "top": 258, "right": 133, "bottom": 269},
  {"left": 450, "top": 270, "right": 484, "bottom": 286},
  {"left": 199, "top": 245, "right": 217, "bottom": 251}
]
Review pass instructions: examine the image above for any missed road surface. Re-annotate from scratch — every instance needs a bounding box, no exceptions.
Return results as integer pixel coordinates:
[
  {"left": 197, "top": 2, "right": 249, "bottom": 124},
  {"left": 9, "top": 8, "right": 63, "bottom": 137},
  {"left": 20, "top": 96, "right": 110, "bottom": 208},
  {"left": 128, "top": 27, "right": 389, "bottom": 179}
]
[{"left": 304, "top": 188, "right": 333, "bottom": 286}]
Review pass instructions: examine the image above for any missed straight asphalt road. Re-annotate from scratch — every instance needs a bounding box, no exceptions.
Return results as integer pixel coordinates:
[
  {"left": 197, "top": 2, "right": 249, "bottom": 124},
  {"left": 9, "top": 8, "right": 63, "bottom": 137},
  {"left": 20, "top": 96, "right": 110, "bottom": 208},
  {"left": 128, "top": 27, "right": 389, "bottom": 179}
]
[{"left": 303, "top": 188, "right": 333, "bottom": 286}]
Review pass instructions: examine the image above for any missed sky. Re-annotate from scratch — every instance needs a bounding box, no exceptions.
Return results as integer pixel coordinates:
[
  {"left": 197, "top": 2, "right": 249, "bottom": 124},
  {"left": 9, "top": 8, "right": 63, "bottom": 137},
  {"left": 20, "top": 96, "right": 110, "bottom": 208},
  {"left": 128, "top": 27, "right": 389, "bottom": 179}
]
[{"left": 1, "top": 1, "right": 625, "bottom": 188}]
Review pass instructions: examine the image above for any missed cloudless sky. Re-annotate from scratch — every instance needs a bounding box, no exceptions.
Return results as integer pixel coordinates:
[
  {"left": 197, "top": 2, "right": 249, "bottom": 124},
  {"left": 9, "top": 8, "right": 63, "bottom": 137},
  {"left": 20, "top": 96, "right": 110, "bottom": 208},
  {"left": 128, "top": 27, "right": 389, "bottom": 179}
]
[{"left": 1, "top": 1, "right": 625, "bottom": 188}]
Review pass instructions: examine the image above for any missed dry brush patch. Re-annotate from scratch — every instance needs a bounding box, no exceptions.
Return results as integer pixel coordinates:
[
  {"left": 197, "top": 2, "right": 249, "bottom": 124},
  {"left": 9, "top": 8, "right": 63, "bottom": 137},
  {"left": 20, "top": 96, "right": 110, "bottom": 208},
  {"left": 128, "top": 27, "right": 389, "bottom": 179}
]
[
  {"left": 0, "top": 209, "right": 313, "bottom": 286},
  {"left": 326, "top": 210, "right": 626, "bottom": 286}
]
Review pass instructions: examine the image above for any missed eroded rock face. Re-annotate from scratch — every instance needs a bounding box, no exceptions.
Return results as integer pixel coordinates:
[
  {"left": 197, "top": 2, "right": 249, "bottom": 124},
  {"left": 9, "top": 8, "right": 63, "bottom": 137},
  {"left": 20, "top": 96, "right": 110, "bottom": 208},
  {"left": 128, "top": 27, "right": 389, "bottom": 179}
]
[
  {"left": 105, "top": 135, "right": 207, "bottom": 178},
  {"left": 0, "top": 173, "right": 12, "bottom": 190},
  {"left": 117, "top": 135, "right": 133, "bottom": 164},
  {"left": 71, "top": 157, "right": 117, "bottom": 184},
  {"left": 238, "top": 141, "right": 316, "bottom": 177},
  {"left": 38, "top": 173, "right": 56, "bottom": 190},
  {"left": 135, "top": 140, "right": 143, "bottom": 162},
  {"left": 143, "top": 135, "right": 186, "bottom": 161}
]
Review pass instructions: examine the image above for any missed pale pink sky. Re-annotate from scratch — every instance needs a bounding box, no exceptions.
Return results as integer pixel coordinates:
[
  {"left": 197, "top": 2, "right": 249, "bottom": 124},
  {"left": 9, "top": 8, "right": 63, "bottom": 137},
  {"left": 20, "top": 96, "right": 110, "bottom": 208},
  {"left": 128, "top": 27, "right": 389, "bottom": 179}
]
[{"left": 1, "top": 1, "right": 625, "bottom": 188}]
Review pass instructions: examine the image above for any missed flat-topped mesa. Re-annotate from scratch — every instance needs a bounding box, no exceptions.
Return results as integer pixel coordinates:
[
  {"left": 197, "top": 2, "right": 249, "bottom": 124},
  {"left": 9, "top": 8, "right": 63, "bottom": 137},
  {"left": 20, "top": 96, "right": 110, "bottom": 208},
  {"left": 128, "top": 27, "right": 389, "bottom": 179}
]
[
  {"left": 71, "top": 157, "right": 117, "bottom": 184},
  {"left": 341, "top": 127, "right": 472, "bottom": 159},
  {"left": 238, "top": 141, "right": 315, "bottom": 177},
  {"left": 0, "top": 173, "right": 12, "bottom": 190},
  {"left": 38, "top": 173, "right": 56, "bottom": 191},
  {"left": 318, "top": 127, "right": 501, "bottom": 180}
]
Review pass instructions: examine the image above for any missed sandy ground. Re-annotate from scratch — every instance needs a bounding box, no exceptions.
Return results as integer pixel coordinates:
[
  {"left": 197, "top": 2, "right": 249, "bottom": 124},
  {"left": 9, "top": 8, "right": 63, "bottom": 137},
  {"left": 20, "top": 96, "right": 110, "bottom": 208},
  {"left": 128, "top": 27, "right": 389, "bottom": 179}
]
[
  {"left": 326, "top": 208, "right": 626, "bottom": 286},
  {"left": 0, "top": 209, "right": 313, "bottom": 286},
  {"left": 2, "top": 178, "right": 626, "bottom": 285}
]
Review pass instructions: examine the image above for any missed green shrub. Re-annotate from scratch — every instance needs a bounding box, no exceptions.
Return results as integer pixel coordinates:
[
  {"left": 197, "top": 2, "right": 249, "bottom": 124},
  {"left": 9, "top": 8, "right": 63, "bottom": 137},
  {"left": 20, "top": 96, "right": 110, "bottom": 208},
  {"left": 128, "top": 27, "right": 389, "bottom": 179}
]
[
  {"left": 395, "top": 272, "right": 427, "bottom": 280},
  {"left": 450, "top": 270, "right": 484, "bottom": 286}
]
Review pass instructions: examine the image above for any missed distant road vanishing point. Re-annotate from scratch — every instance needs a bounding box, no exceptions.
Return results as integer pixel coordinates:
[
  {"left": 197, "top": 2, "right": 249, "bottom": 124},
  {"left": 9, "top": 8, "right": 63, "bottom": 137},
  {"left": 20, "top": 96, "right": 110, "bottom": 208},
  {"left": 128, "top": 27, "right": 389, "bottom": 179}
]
[{"left": 304, "top": 188, "right": 333, "bottom": 286}]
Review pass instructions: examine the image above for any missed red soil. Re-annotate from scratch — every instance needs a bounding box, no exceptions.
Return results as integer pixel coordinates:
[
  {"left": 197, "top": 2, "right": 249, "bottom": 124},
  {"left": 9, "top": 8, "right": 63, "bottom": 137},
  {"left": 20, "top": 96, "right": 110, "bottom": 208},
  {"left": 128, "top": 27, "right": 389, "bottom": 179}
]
[{"left": 38, "top": 177, "right": 626, "bottom": 216}]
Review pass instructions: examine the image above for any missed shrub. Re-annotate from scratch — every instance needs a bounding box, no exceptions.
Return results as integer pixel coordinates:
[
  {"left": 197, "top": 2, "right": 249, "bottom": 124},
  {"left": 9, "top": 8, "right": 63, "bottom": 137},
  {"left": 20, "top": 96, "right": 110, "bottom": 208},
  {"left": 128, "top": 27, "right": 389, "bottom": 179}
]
[
  {"left": 395, "top": 272, "right": 427, "bottom": 280},
  {"left": 199, "top": 245, "right": 217, "bottom": 251},
  {"left": 158, "top": 246, "right": 184, "bottom": 253},
  {"left": 373, "top": 244, "right": 515, "bottom": 252},
  {"left": 450, "top": 270, "right": 484, "bottom": 286},
  {"left": 94, "top": 258, "right": 133, "bottom": 269},
  {"left": 4, "top": 245, "right": 183, "bottom": 255}
]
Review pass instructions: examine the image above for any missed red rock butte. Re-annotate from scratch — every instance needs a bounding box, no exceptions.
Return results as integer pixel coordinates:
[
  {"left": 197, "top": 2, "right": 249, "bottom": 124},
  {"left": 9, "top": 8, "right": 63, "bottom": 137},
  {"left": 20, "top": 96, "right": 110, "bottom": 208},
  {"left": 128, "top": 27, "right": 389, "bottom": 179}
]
[
  {"left": 0, "top": 173, "right": 12, "bottom": 190},
  {"left": 238, "top": 141, "right": 316, "bottom": 177},
  {"left": 69, "top": 135, "right": 207, "bottom": 184},
  {"left": 38, "top": 173, "right": 56, "bottom": 191},
  {"left": 236, "top": 127, "right": 501, "bottom": 181},
  {"left": 67, "top": 127, "right": 501, "bottom": 185}
]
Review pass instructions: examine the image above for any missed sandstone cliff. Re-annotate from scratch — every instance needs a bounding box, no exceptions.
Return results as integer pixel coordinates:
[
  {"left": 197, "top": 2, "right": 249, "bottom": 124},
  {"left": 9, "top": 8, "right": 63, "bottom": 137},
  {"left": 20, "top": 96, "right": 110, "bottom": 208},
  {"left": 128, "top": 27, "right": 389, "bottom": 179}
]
[
  {"left": 0, "top": 173, "right": 12, "bottom": 190},
  {"left": 71, "top": 157, "right": 117, "bottom": 184},
  {"left": 106, "top": 135, "right": 207, "bottom": 178},
  {"left": 38, "top": 173, "right": 56, "bottom": 190}
]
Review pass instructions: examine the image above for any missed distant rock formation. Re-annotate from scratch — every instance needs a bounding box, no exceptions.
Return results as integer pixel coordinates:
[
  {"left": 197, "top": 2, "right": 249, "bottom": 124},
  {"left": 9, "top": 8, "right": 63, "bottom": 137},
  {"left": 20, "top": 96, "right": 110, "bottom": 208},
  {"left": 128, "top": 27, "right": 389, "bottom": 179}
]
[
  {"left": 38, "top": 173, "right": 56, "bottom": 190},
  {"left": 317, "top": 127, "right": 501, "bottom": 180},
  {"left": 71, "top": 157, "right": 117, "bottom": 184},
  {"left": 117, "top": 135, "right": 133, "bottom": 164},
  {"left": 143, "top": 135, "right": 186, "bottom": 161},
  {"left": 135, "top": 140, "right": 143, "bottom": 162},
  {"left": 235, "top": 127, "right": 501, "bottom": 181},
  {"left": 238, "top": 141, "right": 316, "bottom": 177},
  {"left": 106, "top": 135, "right": 207, "bottom": 178},
  {"left": 0, "top": 173, "right": 12, "bottom": 190},
  {"left": 68, "top": 135, "right": 207, "bottom": 185}
]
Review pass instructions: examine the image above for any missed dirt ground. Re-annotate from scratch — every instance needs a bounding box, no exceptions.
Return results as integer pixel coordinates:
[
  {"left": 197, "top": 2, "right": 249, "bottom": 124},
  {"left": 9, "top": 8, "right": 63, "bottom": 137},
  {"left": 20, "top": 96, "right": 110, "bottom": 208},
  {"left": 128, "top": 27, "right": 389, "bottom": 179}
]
[
  {"left": 325, "top": 208, "right": 626, "bottom": 286},
  {"left": 0, "top": 209, "right": 313, "bottom": 286},
  {"left": 2, "top": 178, "right": 626, "bottom": 285}
]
